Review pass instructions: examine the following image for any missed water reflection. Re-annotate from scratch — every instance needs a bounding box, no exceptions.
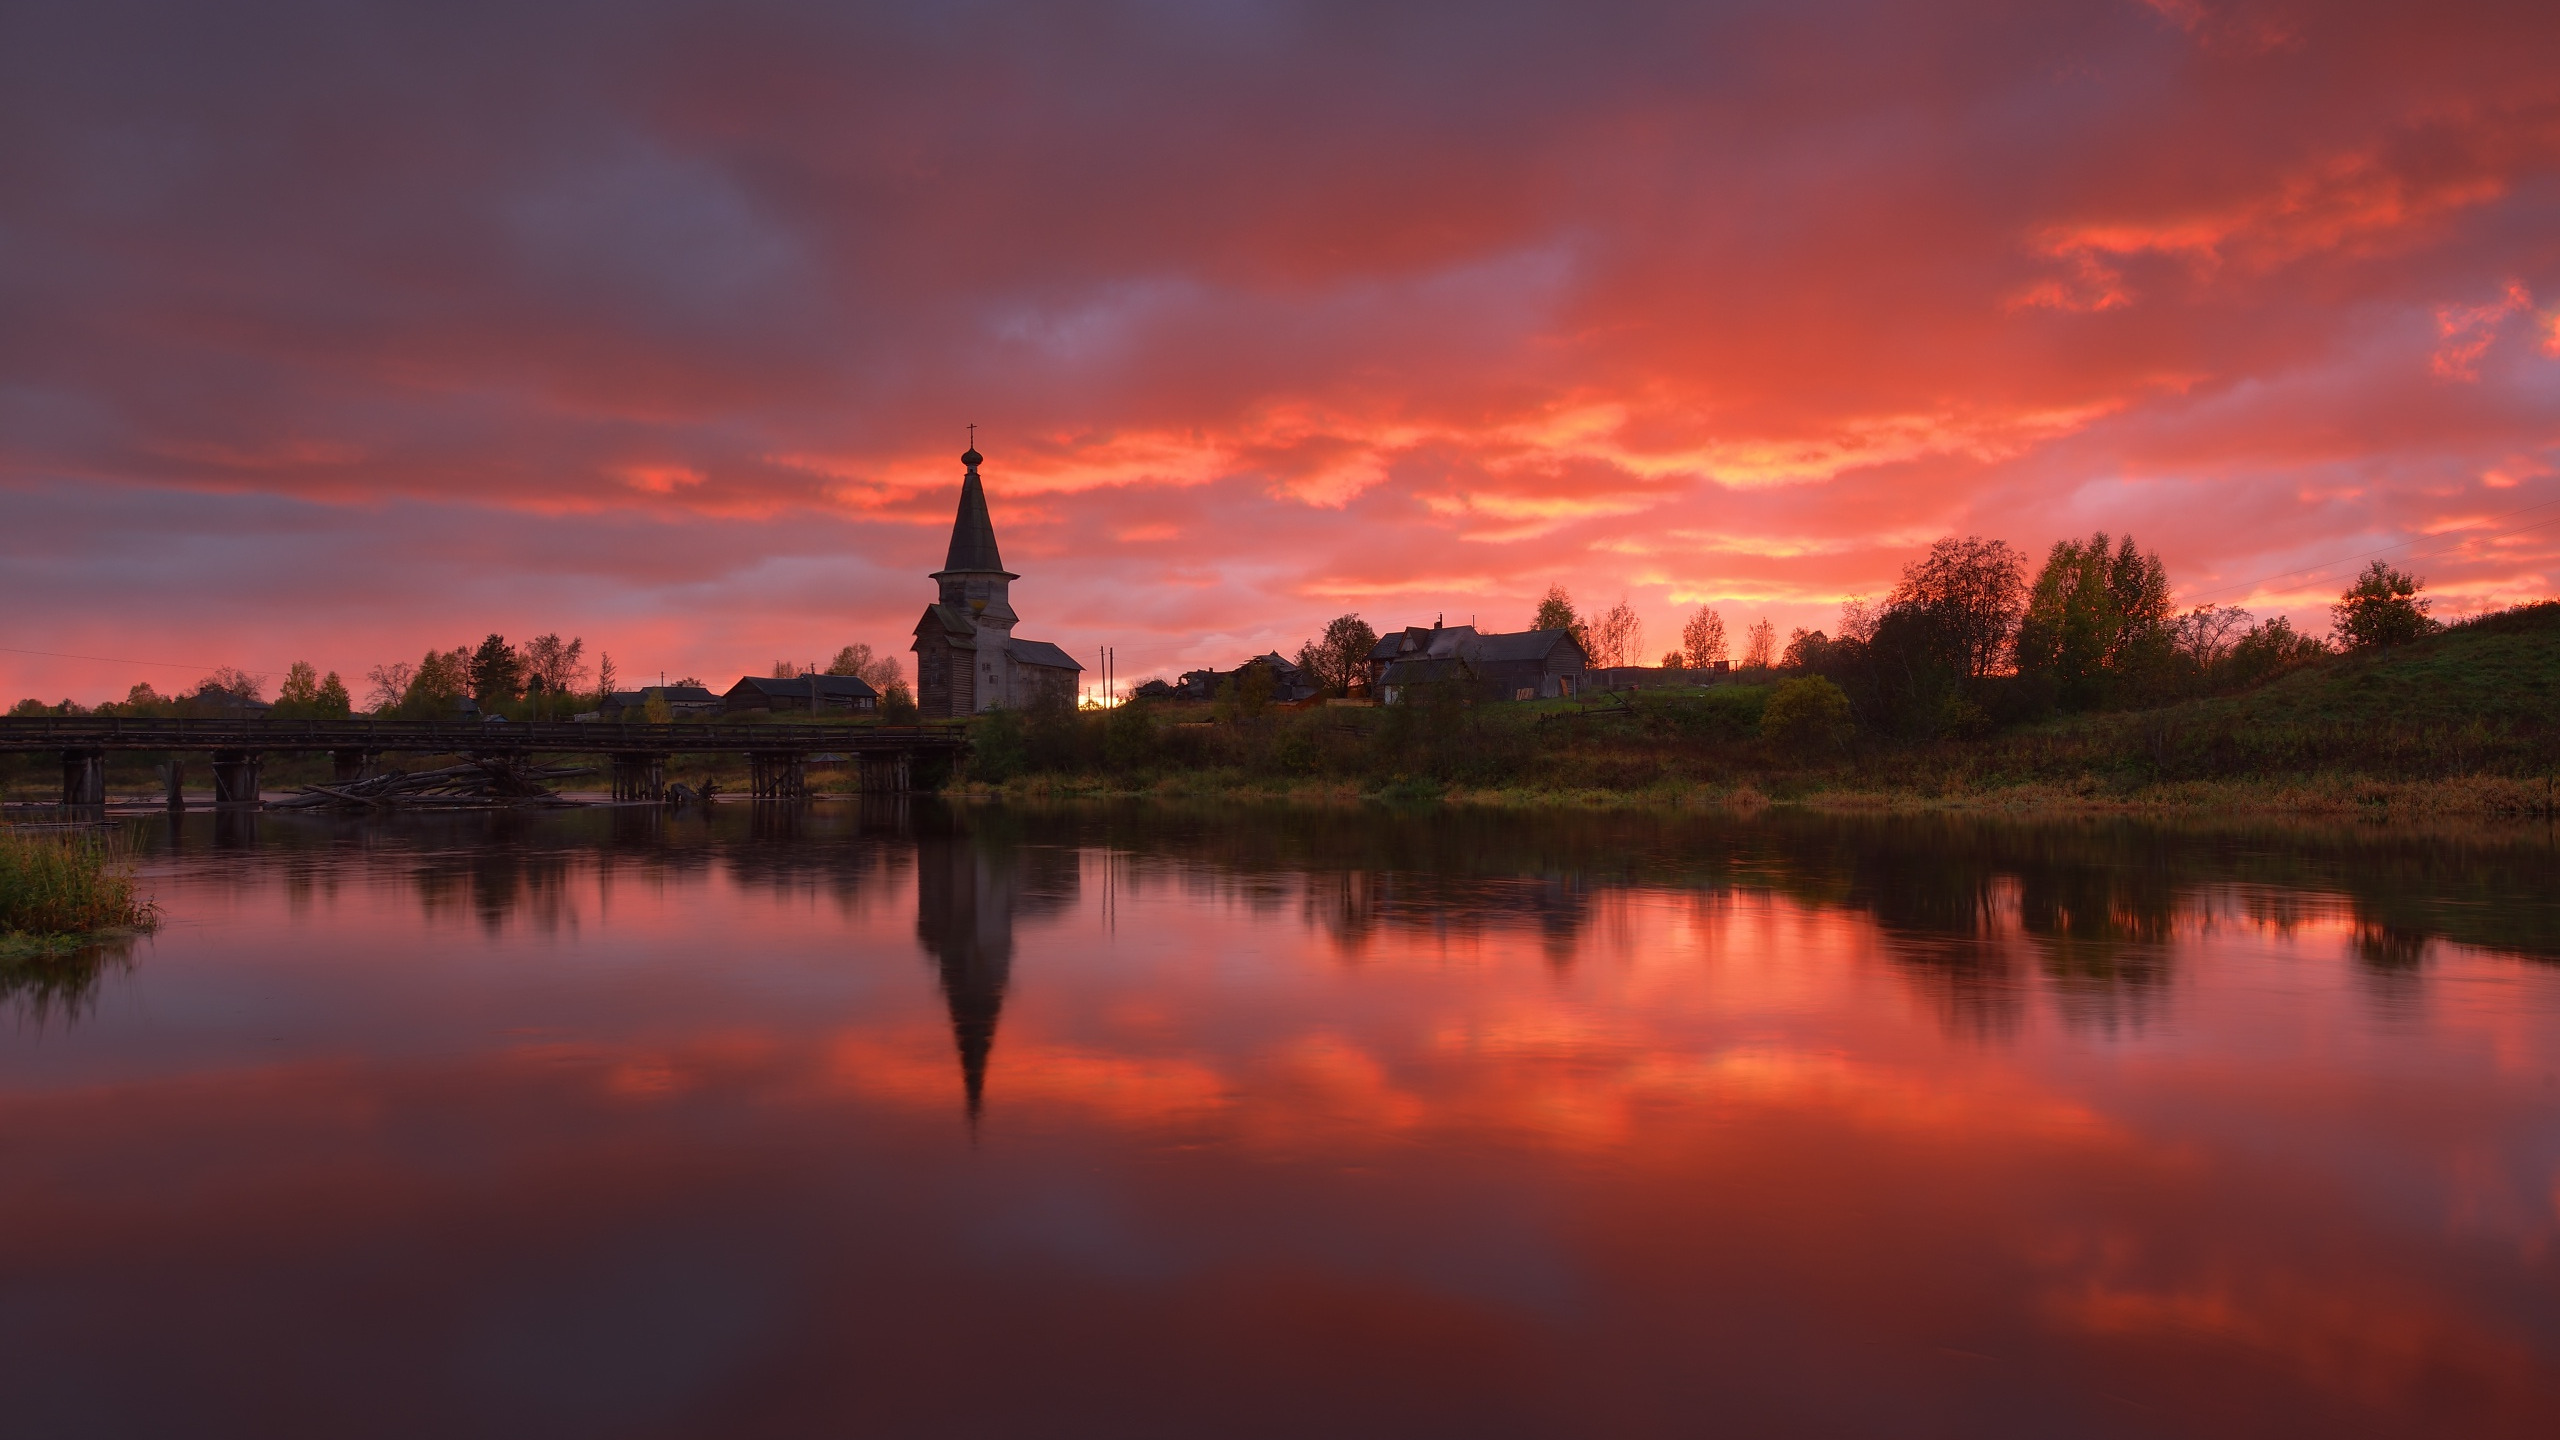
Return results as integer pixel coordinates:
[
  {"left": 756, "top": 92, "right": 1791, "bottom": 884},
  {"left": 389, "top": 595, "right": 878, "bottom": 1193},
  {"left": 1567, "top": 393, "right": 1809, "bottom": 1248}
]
[
  {"left": 0, "top": 939, "right": 132, "bottom": 1030},
  {"left": 113, "top": 802, "right": 2560, "bottom": 1043},
  {"left": 3, "top": 802, "right": 2552, "bottom": 1436},
  {"left": 913, "top": 809, "right": 1076, "bottom": 1119}
]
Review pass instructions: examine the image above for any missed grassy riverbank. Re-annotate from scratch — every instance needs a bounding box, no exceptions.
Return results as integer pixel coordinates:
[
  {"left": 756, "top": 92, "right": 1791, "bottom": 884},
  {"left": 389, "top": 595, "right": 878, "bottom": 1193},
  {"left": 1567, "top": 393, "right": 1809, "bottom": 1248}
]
[
  {"left": 958, "top": 602, "right": 2560, "bottom": 817},
  {"left": 0, "top": 827, "right": 155, "bottom": 956}
]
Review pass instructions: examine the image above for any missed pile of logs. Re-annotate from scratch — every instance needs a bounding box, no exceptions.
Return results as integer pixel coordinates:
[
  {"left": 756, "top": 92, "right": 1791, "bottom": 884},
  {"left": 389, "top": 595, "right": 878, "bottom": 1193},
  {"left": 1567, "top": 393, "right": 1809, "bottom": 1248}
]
[{"left": 271, "top": 759, "right": 592, "bottom": 810}]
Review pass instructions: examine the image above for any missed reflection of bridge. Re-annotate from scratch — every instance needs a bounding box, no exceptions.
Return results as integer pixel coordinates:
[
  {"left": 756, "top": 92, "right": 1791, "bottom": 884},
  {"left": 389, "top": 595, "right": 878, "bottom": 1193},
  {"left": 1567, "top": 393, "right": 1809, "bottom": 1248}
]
[{"left": 0, "top": 716, "right": 967, "bottom": 806}]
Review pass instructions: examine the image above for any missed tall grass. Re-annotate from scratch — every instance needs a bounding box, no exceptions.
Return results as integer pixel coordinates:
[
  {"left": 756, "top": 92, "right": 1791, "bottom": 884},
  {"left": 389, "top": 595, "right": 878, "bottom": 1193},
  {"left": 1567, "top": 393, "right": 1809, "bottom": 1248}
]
[{"left": 0, "top": 828, "right": 154, "bottom": 938}]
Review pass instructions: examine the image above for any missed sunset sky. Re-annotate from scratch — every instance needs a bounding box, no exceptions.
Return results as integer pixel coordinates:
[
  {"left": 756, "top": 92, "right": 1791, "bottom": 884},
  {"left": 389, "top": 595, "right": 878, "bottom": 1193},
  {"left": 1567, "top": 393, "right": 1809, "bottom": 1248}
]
[{"left": 5, "top": 0, "right": 2559, "bottom": 702}]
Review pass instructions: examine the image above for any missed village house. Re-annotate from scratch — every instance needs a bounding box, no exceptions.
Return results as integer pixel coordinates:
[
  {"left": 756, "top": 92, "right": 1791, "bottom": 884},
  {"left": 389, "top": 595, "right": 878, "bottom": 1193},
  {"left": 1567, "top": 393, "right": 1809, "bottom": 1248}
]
[
  {"left": 721, "top": 674, "right": 879, "bottom": 715},
  {"left": 597, "top": 685, "right": 723, "bottom": 720},
  {"left": 910, "top": 447, "right": 1084, "bottom": 718},
  {"left": 1369, "top": 619, "right": 1588, "bottom": 704},
  {"left": 1173, "top": 651, "right": 1319, "bottom": 703}
]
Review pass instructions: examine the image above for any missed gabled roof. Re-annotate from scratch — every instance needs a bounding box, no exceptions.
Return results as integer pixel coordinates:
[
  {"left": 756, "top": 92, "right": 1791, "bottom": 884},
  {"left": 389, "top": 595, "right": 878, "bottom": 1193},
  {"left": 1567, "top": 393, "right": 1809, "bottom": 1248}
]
[
  {"left": 725, "top": 674, "right": 880, "bottom": 701},
  {"left": 1468, "top": 627, "right": 1586, "bottom": 664},
  {"left": 1005, "top": 637, "right": 1084, "bottom": 672},
  {"left": 603, "top": 686, "right": 721, "bottom": 707},
  {"left": 914, "top": 603, "right": 980, "bottom": 647},
  {"left": 939, "top": 463, "right": 1009, "bottom": 575},
  {"left": 1371, "top": 624, "right": 1479, "bottom": 661}
]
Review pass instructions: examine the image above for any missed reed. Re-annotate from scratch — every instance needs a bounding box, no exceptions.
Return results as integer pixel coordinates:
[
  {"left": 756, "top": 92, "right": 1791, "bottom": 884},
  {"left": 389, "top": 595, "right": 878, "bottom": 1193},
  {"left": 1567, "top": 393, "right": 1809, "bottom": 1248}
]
[{"left": 0, "top": 827, "right": 154, "bottom": 940}]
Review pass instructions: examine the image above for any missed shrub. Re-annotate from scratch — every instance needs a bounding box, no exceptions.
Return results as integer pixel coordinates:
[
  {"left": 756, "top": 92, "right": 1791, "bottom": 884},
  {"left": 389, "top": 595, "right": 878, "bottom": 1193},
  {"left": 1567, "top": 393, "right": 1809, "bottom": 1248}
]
[
  {"left": 1103, "top": 702, "right": 1160, "bottom": 772},
  {"left": 880, "top": 678, "right": 919, "bottom": 724},
  {"left": 0, "top": 830, "right": 152, "bottom": 938},
  {"left": 2332, "top": 561, "right": 2437, "bottom": 650},
  {"left": 970, "top": 708, "right": 1027, "bottom": 782},
  {"left": 1760, "top": 676, "right": 1853, "bottom": 753}
]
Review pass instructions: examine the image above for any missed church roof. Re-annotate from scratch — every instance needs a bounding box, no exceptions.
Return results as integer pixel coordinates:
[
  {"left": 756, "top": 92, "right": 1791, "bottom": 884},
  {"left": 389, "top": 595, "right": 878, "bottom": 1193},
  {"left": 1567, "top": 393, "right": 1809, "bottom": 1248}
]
[
  {"left": 1005, "top": 637, "right": 1084, "bottom": 671},
  {"left": 915, "top": 603, "right": 981, "bottom": 646},
  {"left": 940, "top": 456, "right": 1009, "bottom": 574}
]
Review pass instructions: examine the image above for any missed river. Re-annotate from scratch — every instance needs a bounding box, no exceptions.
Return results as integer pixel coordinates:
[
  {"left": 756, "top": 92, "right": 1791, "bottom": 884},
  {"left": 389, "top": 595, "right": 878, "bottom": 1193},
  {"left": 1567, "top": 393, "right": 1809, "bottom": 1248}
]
[{"left": 3, "top": 802, "right": 2556, "bottom": 1437}]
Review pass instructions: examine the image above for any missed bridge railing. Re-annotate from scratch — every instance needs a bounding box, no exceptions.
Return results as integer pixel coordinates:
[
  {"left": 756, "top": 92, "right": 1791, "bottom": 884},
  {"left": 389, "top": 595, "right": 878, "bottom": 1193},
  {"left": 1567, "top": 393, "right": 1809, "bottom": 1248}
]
[{"left": 0, "top": 716, "right": 970, "bottom": 752}]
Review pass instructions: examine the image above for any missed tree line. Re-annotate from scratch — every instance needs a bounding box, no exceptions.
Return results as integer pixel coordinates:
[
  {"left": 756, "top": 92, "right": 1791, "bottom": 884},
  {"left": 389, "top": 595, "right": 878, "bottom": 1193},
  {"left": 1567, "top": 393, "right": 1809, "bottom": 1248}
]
[
  {"left": 1743, "top": 538, "right": 2438, "bottom": 741},
  {"left": 9, "top": 635, "right": 916, "bottom": 722}
]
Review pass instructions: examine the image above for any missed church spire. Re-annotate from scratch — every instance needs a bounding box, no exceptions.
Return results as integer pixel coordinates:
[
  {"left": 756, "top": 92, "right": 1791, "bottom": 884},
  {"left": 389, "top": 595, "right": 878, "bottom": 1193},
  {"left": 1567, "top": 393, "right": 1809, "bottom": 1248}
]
[{"left": 942, "top": 445, "right": 1006, "bottom": 574}]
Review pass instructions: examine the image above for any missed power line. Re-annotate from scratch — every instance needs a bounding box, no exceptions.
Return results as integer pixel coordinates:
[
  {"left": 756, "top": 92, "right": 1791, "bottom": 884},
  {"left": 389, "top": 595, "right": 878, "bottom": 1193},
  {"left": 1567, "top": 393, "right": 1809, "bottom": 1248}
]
[{"left": 0, "top": 643, "right": 268, "bottom": 673}]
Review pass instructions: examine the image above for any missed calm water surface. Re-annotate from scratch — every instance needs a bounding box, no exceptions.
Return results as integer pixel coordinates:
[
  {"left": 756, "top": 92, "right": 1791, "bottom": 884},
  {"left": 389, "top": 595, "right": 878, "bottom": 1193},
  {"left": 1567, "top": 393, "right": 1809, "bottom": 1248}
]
[{"left": 4, "top": 802, "right": 2557, "bottom": 1437}]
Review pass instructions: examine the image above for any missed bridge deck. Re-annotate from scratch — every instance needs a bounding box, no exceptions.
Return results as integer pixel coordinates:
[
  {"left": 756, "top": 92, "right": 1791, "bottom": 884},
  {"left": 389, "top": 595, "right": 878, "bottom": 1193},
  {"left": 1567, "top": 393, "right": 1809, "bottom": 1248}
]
[{"left": 0, "top": 717, "right": 967, "bottom": 755}]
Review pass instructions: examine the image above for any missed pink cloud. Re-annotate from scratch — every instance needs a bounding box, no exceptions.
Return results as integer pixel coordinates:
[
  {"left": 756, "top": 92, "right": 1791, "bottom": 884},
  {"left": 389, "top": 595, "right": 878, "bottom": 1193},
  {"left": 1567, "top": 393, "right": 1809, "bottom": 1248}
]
[{"left": 2, "top": 0, "right": 2558, "bottom": 701}]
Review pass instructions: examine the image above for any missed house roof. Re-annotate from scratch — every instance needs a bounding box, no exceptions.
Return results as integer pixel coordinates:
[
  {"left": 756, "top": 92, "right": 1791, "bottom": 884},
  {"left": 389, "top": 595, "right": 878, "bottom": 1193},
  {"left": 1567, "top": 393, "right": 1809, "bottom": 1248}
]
[
  {"left": 604, "top": 686, "right": 720, "bottom": 707},
  {"left": 938, "top": 461, "right": 1010, "bottom": 575},
  {"left": 725, "top": 674, "right": 879, "bottom": 701},
  {"left": 1370, "top": 624, "right": 1479, "bottom": 661},
  {"left": 1468, "top": 627, "right": 1586, "bottom": 664},
  {"left": 1005, "top": 637, "right": 1084, "bottom": 672}
]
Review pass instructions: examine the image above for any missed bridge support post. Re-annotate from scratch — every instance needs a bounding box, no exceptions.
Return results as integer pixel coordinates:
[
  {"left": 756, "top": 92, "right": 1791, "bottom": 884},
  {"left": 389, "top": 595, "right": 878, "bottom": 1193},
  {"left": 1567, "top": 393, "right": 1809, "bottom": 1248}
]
[
  {"left": 749, "top": 752, "right": 807, "bottom": 799},
  {"left": 212, "top": 749, "right": 264, "bottom": 806},
  {"left": 161, "top": 760, "right": 185, "bottom": 808},
  {"left": 611, "top": 753, "right": 667, "bottom": 803},
  {"left": 330, "top": 749, "right": 378, "bottom": 784},
  {"left": 60, "top": 748, "right": 106, "bottom": 808},
  {"left": 858, "top": 750, "right": 912, "bottom": 794}
]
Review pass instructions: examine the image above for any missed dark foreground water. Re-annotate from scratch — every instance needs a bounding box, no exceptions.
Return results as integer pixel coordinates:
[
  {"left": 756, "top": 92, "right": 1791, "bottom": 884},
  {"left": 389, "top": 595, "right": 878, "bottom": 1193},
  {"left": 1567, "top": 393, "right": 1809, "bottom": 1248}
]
[{"left": 3, "top": 802, "right": 2557, "bottom": 1438}]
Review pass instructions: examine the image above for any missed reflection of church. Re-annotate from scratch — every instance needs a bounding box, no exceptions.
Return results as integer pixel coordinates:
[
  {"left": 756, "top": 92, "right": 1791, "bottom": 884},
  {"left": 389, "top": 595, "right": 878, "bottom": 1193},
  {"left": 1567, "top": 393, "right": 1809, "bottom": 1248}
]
[{"left": 912, "top": 811, "right": 1078, "bottom": 1120}]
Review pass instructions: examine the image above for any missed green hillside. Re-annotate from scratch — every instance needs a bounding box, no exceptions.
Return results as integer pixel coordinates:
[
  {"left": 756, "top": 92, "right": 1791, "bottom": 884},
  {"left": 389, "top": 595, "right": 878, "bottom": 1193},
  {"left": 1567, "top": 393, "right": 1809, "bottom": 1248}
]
[{"left": 1988, "top": 601, "right": 2560, "bottom": 786}]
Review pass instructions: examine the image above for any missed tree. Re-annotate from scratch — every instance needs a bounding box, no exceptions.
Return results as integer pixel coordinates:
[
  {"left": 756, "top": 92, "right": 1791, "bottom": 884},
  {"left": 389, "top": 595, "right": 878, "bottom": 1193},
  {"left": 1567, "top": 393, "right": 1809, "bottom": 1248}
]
[
  {"left": 2331, "top": 561, "right": 2437, "bottom": 650},
  {"left": 1740, "top": 618, "right": 1777, "bottom": 670},
  {"left": 400, "top": 648, "right": 471, "bottom": 718},
  {"left": 880, "top": 676, "right": 918, "bottom": 723},
  {"left": 595, "top": 651, "right": 618, "bottom": 702},
  {"left": 1660, "top": 650, "right": 1686, "bottom": 668},
  {"left": 2171, "top": 605, "right": 2252, "bottom": 673},
  {"left": 1680, "top": 606, "right": 1728, "bottom": 667},
  {"left": 2225, "top": 615, "right": 2327, "bottom": 686},
  {"left": 275, "top": 661, "right": 322, "bottom": 712},
  {"left": 2013, "top": 532, "right": 2172, "bottom": 708},
  {"left": 469, "top": 634, "right": 523, "bottom": 705},
  {"left": 1887, "top": 536, "right": 2028, "bottom": 679},
  {"left": 1780, "top": 628, "right": 1831, "bottom": 670},
  {"left": 198, "top": 666, "right": 265, "bottom": 703},
  {"left": 1760, "top": 675, "right": 1852, "bottom": 752},
  {"left": 366, "top": 661, "right": 416, "bottom": 714},
  {"left": 271, "top": 662, "right": 351, "bottom": 719},
  {"left": 827, "top": 643, "right": 902, "bottom": 690},
  {"left": 521, "top": 634, "right": 588, "bottom": 716},
  {"left": 1294, "top": 614, "right": 1379, "bottom": 696},
  {"left": 1532, "top": 583, "right": 1580, "bottom": 634},
  {"left": 1586, "top": 598, "right": 1643, "bottom": 668}
]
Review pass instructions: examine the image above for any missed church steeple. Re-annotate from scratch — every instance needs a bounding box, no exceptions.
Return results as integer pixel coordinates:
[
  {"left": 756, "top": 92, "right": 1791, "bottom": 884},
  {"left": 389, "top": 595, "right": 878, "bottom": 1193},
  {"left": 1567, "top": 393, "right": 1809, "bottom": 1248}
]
[
  {"left": 931, "top": 446, "right": 1019, "bottom": 630},
  {"left": 943, "top": 446, "right": 1006, "bottom": 574}
]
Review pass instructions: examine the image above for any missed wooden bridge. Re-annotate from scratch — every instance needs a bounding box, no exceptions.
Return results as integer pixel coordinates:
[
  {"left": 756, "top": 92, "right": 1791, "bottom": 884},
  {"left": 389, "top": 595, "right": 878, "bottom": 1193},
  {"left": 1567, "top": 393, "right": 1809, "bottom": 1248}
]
[{"left": 0, "top": 716, "right": 969, "bottom": 807}]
